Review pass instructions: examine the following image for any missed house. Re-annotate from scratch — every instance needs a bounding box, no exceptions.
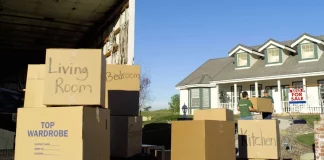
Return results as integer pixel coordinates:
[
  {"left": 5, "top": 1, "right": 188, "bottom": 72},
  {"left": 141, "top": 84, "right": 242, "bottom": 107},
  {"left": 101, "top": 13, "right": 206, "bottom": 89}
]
[{"left": 176, "top": 33, "right": 324, "bottom": 115}]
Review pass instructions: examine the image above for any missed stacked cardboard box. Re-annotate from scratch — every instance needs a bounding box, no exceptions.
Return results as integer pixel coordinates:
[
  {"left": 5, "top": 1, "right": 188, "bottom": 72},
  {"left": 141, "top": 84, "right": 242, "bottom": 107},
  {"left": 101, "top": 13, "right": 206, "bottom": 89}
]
[
  {"left": 237, "top": 120, "right": 280, "bottom": 159},
  {"left": 15, "top": 49, "right": 110, "bottom": 160},
  {"left": 171, "top": 108, "right": 236, "bottom": 160},
  {"left": 106, "top": 64, "right": 143, "bottom": 158}
]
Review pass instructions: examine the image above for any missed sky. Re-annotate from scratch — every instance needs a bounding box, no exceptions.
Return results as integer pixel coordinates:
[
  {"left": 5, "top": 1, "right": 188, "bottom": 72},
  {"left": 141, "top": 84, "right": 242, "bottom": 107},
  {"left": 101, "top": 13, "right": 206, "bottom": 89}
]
[{"left": 134, "top": 0, "right": 324, "bottom": 110}]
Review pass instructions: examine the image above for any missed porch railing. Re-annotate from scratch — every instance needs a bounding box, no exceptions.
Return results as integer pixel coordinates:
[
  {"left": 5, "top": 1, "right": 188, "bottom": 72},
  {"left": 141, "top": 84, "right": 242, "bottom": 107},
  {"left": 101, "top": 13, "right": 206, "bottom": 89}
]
[
  {"left": 218, "top": 101, "right": 324, "bottom": 114},
  {"left": 282, "top": 101, "right": 324, "bottom": 114}
]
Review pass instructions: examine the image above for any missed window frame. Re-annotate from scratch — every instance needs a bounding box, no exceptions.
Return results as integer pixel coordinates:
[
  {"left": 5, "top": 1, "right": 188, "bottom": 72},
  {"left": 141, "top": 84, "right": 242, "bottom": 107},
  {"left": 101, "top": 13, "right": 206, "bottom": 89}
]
[
  {"left": 250, "top": 84, "right": 262, "bottom": 98},
  {"left": 267, "top": 48, "right": 280, "bottom": 63},
  {"left": 298, "top": 43, "right": 318, "bottom": 61},
  {"left": 318, "top": 80, "right": 324, "bottom": 101},
  {"left": 189, "top": 88, "right": 211, "bottom": 110},
  {"left": 235, "top": 52, "right": 250, "bottom": 68},
  {"left": 265, "top": 47, "right": 282, "bottom": 64},
  {"left": 292, "top": 81, "right": 303, "bottom": 87}
]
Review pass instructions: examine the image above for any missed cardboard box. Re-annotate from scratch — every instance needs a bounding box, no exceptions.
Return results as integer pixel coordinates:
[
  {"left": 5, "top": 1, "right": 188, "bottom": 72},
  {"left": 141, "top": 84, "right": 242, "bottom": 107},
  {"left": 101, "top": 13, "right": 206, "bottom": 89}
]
[
  {"left": 249, "top": 98, "right": 273, "bottom": 112},
  {"left": 110, "top": 116, "right": 142, "bottom": 158},
  {"left": 24, "top": 64, "right": 46, "bottom": 108},
  {"left": 43, "top": 49, "right": 106, "bottom": 107},
  {"left": 237, "top": 119, "right": 280, "bottom": 159},
  {"left": 171, "top": 120, "right": 235, "bottom": 160},
  {"left": 14, "top": 107, "right": 110, "bottom": 160},
  {"left": 193, "top": 108, "right": 234, "bottom": 121},
  {"left": 106, "top": 65, "right": 140, "bottom": 116}
]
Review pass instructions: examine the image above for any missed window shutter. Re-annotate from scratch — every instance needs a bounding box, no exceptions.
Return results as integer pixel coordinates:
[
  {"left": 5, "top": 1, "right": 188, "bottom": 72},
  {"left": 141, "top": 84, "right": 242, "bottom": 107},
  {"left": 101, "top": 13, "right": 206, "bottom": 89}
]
[
  {"left": 279, "top": 48, "right": 282, "bottom": 63},
  {"left": 235, "top": 54, "right": 238, "bottom": 67},
  {"left": 247, "top": 54, "right": 250, "bottom": 66},
  {"left": 202, "top": 88, "right": 210, "bottom": 108},
  {"left": 264, "top": 49, "right": 268, "bottom": 63},
  {"left": 314, "top": 43, "right": 318, "bottom": 59},
  {"left": 298, "top": 44, "right": 302, "bottom": 60}
]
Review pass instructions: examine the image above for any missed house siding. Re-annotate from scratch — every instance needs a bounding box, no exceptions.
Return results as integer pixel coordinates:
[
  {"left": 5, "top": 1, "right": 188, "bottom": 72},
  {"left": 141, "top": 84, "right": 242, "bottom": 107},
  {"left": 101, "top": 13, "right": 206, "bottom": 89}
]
[
  {"left": 179, "top": 89, "right": 189, "bottom": 114},
  {"left": 180, "top": 76, "right": 324, "bottom": 115}
]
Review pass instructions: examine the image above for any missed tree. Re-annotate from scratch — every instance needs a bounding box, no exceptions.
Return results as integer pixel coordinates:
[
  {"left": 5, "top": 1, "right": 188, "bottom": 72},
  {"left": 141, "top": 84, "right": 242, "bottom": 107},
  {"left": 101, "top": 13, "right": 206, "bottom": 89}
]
[
  {"left": 219, "top": 90, "right": 230, "bottom": 103},
  {"left": 143, "top": 106, "right": 152, "bottom": 111},
  {"left": 139, "top": 73, "right": 154, "bottom": 109},
  {"left": 168, "top": 94, "right": 180, "bottom": 113}
]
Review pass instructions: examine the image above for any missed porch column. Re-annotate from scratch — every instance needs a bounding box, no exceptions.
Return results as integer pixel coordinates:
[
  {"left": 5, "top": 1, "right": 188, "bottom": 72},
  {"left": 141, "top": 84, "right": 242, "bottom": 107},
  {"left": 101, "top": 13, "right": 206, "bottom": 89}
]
[
  {"left": 303, "top": 78, "right": 307, "bottom": 102},
  {"left": 234, "top": 83, "right": 238, "bottom": 114},
  {"left": 277, "top": 80, "right": 283, "bottom": 113},
  {"left": 215, "top": 84, "right": 219, "bottom": 108},
  {"left": 255, "top": 82, "right": 259, "bottom": 97}
]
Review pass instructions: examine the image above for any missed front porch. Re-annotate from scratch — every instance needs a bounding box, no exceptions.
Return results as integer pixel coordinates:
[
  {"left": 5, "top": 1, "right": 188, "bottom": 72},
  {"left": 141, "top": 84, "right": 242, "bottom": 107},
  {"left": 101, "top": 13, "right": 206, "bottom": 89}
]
[
  {"left": 219, "top": 101, "right": 324, "bottom": 114},
  {"left": 215, "top": 76, "right": 324, "bottom": 114}
]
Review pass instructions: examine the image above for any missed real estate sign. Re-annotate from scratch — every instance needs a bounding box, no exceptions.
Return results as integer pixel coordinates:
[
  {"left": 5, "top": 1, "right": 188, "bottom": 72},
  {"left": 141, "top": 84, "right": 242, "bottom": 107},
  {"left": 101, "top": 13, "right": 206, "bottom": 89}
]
[{"left": 288, "top": 88, "right": 306, "bottom": 104}]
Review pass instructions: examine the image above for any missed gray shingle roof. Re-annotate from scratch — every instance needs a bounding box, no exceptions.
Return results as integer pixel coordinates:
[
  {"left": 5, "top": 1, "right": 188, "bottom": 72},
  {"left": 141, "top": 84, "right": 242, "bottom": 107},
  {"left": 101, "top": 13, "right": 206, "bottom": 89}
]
[
  {"left": 175, "top": 57, "right": 232, "bottom": 87},
  {"left": 212, "top": 54, "right": 324, "bottom": 81},
  {"left": 176, "top": 34, "right": 324, "bottom": 87}
]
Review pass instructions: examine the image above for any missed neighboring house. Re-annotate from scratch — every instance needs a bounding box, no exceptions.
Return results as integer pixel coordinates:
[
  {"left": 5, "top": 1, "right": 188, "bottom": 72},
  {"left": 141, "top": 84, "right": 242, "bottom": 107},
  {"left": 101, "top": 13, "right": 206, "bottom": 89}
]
[{"left": 176, "top": 33, "right": 324, "bottom": 115}]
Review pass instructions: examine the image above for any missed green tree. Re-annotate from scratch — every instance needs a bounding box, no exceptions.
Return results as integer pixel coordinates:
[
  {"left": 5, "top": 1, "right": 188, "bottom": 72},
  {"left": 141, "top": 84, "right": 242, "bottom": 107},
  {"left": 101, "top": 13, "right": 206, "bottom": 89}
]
[{"left": 168, "top": 94, "right": 180, "bottom": 113}]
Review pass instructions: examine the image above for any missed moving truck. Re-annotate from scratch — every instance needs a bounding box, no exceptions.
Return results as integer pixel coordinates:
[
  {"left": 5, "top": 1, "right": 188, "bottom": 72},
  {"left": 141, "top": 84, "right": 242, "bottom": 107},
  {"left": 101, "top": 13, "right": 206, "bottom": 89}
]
[{"left": 0, "top": 0, "right": 136, "bottom": 158}]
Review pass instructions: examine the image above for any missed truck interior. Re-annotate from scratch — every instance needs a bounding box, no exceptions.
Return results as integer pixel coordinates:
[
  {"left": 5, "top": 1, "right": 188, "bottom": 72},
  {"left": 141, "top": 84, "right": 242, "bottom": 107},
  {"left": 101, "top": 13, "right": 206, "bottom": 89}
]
[{"left": 0, "top": 0, "right": 129, "bottom": 114}]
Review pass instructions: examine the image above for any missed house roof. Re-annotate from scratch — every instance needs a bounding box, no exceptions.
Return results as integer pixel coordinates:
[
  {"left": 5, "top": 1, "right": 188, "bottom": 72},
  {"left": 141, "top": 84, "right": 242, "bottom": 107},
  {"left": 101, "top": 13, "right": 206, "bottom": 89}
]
[
  {"left": 212, "top": 53, "right": 324, "bottom": 81},
  {"left": 175, "top": 57, "right": 232, "bottom": 87},
  {"left": 176, "top": 33, "right": 324, "bottom": 87}
]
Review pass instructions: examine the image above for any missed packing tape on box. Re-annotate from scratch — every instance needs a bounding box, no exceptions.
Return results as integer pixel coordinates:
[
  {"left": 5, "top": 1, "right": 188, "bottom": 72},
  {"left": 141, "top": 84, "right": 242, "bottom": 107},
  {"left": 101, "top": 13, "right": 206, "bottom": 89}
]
[{"left": 96, "top": 107, "right": 100, "bottom": 122}]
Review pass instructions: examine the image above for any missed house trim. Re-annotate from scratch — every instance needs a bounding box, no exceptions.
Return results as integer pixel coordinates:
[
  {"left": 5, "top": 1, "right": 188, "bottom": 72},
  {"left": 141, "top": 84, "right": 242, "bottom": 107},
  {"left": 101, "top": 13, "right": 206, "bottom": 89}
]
[
  {"left": 176, "top": 84, "right": 216, "bottom": 90},
  {"left": 211, "top": 71, "right": 324, "bottom": 84},
  {"left": 228, "top": 45, "right": 264, "bottom": 57},
  {"left": 258, "top": 40, "right": 296, "bottom": 53},
  {"left": 291, "top": 35, "right": 324, "bottom": 47}
]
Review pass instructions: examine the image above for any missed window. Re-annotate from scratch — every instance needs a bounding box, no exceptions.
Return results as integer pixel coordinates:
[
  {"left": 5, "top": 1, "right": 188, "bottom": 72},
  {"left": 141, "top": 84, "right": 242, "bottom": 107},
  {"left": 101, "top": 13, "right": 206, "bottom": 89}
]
[
  {"left": 231, "top": 86, "right": 242, "bottom": 103},
  {"left": 301, "top": 43, "right": 315, "bottom": 59},
  {"left": 190, "top": 88, "right": 200, "bottom": 107},
  {"left": 267, "top": 48, "right": 280, "bottom": 63},
  {"left": 189, "top": 88, "right": 210, "bottom": 109},
  {"left": 318, "top": 80, "right": 324, "bottom": 101},
  {"left": 237, "top": 53, "right": 248, "bottom": 67},
  {"left": 292, "top": 81, "right": 303, "bottom": 87},
  {"left": 250, "top": 84, "right": 262, "bottom": 98}
]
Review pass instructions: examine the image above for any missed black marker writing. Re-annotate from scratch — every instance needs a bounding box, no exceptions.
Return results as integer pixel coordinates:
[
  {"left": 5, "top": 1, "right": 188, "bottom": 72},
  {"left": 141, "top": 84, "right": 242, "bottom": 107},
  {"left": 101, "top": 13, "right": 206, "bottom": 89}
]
[
  {"left": 106, "top": 71, "right": 140, "bottom": 82},
  {"left": 48, "top": 57, "right": 89, "bottom": 81},
  {"left": 239, "top": 128, "right": 277, "bottom": 146},
  {"left": 55, "top": 78, "right": 92, "bottom": 94}
]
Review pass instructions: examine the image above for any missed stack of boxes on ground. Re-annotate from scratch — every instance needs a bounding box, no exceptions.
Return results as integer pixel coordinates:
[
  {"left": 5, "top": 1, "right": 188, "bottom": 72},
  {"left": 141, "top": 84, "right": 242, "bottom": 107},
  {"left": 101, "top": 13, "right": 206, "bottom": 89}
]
[
  {"left": 171, "top": 98, "right": 281, "bottom": 160},
  {"left": 14, "top": 49, "right": 142, "bottom": 160},
  {"left": 106, "top": 64, "right": 142, "bottom": 159}
]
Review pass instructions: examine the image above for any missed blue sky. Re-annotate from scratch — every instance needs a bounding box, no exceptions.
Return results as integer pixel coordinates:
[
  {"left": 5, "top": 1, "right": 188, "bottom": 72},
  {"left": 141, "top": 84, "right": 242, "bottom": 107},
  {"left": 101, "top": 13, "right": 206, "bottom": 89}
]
[{"left": 134, "top": 0, "right": 324, "bottom": 110}]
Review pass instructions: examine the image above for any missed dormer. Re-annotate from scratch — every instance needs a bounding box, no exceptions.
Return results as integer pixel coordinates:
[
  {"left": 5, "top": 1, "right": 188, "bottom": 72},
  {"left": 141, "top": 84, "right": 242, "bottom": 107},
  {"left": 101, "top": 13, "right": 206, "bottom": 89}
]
[
  {"left": 228, "top": 44, "right": 264, "bottom": 70},
  {"left": 258, "top": 39, "right": 296, "bottom": 66},
  {"left": 290, "top": 33, "right": 324, "bottom": 63}
]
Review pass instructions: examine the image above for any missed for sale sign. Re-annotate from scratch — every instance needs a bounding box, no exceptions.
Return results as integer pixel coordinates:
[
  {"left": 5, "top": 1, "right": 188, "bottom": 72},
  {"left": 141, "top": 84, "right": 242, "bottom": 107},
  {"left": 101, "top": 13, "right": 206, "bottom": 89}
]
[{"left": 288, "top": 88, "right": 306, "bottom": 104}]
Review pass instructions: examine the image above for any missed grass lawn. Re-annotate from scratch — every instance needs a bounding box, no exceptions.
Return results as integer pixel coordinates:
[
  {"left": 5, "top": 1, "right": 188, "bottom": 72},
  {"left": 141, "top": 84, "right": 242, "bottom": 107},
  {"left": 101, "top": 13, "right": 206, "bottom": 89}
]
[
  {"left": 298, "top": 114, "right": 320, "bottom": 127},
  {"left": 141, "top": 109, "right": 240, "bottom": 125},
  {"left": 296, "top": 133, "right": 314, "bottom": 147}
]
